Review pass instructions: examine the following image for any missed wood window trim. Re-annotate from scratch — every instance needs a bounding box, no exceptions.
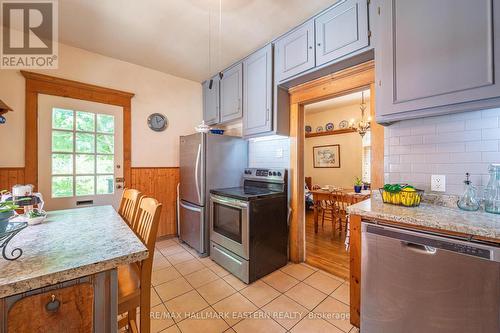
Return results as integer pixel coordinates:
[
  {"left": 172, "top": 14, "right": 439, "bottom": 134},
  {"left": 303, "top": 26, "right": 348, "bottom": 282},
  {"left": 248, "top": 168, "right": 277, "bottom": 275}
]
[
  {"left": 288, "top": 60, "right": 381, "bottom": 327},
  {"left": 21, "top": 70, "right": 134, "bottom": 190}
]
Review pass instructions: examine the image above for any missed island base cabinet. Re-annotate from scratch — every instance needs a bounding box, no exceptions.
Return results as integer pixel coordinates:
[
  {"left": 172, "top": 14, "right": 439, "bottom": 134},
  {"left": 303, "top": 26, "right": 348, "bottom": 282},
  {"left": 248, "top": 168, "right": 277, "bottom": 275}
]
[{"left": 0, "top": 270, "right": 117, "bottom": 333}]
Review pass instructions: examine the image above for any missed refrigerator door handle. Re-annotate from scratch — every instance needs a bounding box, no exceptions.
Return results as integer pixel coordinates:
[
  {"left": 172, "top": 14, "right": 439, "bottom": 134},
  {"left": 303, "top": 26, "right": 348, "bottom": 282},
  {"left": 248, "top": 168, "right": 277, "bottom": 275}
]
[
  {"left": 195, "top": 143, "right": 202, "bottom": 203},
  {"left": 180, "top": 201, "right": 202, "bottom": 212}
]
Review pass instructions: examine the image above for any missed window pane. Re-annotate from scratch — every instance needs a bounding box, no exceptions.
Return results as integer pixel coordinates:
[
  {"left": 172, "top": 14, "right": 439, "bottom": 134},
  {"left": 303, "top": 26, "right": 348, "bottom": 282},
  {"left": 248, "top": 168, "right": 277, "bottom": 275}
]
[
  {"left": 97, "top": 114, "right": 114, "bottom": 133},
  {"left": 76, "top": 133, "right": 95, "bottom": 153},
  {"left": 52, "top": 176, "right": 73, "bottom": 197},
  {"left": 52, "top": 154, "right": 72, "bottom": 175},
  {"left": 76, "top": 176, "right": 95, "bottom": 196},
  {"left": 97, "top": 155, "right": 114, "bottom": 174},
  {"left": 52, "top": 131, "right": 73, "bottom": 152},
  {"left": 52, "top": 108, "right": 73, "bottom": 130},
  {"left": 76, "top": 111, "right": 95, "bottom": 132},
  {"left": 97, "top": 134, "right": 114, "bottom": 154},
  {"left": 97, "top": 175, "right": 114, "bottom": 194},
  {"left": 75, "top": 154, "right": 95, "bottom": 174}
]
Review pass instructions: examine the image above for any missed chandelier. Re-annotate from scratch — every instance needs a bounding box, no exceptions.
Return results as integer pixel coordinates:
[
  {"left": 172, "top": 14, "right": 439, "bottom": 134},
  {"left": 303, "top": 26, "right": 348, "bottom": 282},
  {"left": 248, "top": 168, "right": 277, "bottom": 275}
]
[{"left": 349, "top": 91, "right": 371, "bottom": 137}]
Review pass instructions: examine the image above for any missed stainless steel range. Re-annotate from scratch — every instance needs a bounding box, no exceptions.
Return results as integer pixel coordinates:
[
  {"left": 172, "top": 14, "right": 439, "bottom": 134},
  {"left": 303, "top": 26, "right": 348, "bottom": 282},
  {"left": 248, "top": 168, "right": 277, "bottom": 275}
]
[{"left": 209, "top": 168, "right": 288, "bottom": 284}]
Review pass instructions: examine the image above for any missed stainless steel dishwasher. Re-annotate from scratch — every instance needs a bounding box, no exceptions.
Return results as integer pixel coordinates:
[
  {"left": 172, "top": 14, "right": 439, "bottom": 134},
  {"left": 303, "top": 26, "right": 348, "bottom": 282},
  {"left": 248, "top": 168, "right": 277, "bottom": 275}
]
[{"left": 361, "top": 222, "right": 500, "bottom": 333}]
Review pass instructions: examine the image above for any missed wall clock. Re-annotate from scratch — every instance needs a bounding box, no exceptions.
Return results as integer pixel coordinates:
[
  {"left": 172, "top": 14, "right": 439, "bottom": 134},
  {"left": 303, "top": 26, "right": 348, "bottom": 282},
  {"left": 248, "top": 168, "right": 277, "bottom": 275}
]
[{"left": 147, "top": 113, "right": 168, "bottom": 132}]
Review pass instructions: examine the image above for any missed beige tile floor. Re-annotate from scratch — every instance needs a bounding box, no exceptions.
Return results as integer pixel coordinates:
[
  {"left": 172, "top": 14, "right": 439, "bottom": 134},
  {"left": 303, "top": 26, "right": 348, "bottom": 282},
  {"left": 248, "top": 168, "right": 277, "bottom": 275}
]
[{"left": 148, "top": 237, "right": 359, "bottom": 333}]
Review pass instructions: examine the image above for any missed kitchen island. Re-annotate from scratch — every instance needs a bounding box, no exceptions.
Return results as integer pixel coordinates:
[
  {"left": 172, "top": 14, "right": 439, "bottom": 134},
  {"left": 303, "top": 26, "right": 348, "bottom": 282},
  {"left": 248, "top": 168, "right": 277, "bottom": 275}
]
[
  {"left": 0, "top": 205, "right": 148, "bottom": 332},
  {"left": 346, "top": 196, "right": 500, "bottom": 328}
]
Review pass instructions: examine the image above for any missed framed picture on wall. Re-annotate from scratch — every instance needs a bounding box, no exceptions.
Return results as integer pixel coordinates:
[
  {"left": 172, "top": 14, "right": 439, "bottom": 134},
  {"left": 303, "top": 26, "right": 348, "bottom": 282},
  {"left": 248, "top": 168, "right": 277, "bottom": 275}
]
[{"left": 313, "top": 144, "right": 340, "bottom": 168}]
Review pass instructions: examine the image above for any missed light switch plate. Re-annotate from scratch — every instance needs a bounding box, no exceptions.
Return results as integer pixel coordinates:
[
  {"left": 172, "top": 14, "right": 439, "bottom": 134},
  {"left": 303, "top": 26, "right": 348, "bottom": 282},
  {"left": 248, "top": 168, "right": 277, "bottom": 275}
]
[{"left": 431, "top": 175, "right": 446, "bottom": 192}]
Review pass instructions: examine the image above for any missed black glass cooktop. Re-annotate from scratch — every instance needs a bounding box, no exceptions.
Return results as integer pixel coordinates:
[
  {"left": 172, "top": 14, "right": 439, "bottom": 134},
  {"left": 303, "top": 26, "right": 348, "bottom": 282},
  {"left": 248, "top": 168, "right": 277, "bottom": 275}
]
[{"left": 210, "top": 186, "right": 285, "bottom": 201}]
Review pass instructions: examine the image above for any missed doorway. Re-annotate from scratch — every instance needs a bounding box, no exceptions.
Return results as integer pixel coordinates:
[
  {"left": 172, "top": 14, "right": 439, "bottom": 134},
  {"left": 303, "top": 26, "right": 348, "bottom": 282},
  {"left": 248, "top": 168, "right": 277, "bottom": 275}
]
[
  {"left": 38, "top": 95, "right": 124, "bottom": 210},
  {"left": 287, "top": 60, "right": 383, "bottom": 266},
  {"left": 303, "top": 89, "right": 371, "bottom": 279}
]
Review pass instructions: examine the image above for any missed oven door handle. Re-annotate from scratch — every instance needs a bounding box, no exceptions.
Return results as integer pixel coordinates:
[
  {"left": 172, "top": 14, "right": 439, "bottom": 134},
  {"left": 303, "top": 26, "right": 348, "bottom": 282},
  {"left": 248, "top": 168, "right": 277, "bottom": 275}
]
[{"left": 211, "top": 195, "right": 248, "bottom": 209}]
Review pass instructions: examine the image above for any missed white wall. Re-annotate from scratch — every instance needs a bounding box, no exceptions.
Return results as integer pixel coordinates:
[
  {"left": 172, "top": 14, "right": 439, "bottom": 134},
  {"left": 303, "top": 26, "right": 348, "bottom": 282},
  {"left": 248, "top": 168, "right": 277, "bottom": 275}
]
[
  {"left": 0, "top": 43, "right": 202, "bottom": 167},
  {"left": 384, "top": 109, "right": 500, "bottom": 195},
  {"left": 304, "top": 104, "right": 364, "bottom": 188}
]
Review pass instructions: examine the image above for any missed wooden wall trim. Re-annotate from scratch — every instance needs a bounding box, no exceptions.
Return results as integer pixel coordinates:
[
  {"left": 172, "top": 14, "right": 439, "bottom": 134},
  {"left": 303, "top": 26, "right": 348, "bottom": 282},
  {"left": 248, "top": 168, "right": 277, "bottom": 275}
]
[
  {"left": 20, "top": 71, "right": 134, "bottom": 189},
  {"left": 131, "top": 167, "right": 179, "bottom": 238},
  {"left": 288, "top": 61, "right": 379, "bottom": 329},
  {"left": 0, "top": 168, "right": 26, "bottom": 191}
]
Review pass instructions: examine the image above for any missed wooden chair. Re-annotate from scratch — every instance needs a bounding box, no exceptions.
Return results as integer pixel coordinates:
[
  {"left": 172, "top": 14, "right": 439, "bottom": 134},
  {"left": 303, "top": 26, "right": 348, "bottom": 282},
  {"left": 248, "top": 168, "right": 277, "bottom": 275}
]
[
  {"left": 118, "top": 189, "right": 144, "bottom": 227},
  {"left": 118, "top": 197, "right": 162, "bottom": 333}
]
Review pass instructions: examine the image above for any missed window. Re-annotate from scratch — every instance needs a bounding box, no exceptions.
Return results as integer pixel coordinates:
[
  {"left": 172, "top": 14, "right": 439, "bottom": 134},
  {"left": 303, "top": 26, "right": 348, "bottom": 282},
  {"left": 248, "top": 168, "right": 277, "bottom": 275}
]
[{"left": 51, "top": 108, "right": 115, "bottom": 198}]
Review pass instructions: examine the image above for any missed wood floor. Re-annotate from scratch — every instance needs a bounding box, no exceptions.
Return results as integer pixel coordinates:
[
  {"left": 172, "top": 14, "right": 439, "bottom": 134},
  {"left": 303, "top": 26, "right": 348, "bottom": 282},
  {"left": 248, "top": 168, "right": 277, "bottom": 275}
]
[{"left": 305, "top": 210, "right": 350, "bottom": 280}]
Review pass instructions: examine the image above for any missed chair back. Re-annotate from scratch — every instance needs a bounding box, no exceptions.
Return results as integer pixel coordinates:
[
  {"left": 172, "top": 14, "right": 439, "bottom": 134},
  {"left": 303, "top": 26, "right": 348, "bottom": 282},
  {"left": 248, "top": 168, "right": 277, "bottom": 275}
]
[
  {"left": 332, "top": 191, "right": 349, "bottom": 211},
  {"left": 133, "top": 197, "right": 162, "bottom": 253},
  {"left": 118, "top": 189, "right": 144, "bottom": 227}
]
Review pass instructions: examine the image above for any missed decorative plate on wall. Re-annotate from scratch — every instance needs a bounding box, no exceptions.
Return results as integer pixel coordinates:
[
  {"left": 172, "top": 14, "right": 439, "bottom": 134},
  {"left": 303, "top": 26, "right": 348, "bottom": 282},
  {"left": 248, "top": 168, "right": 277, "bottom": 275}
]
[
  {"left": 305, "top": 125, "right": 312, "bottom": 133},
  {"left": 325, "top": 122, "right": 334, "bottom": 131},
  {"left": 316, "top": 126, "right": 324, "bottom": 133},
  {"left": 339, "top": 120, "right": 349, "bottom": 129}
]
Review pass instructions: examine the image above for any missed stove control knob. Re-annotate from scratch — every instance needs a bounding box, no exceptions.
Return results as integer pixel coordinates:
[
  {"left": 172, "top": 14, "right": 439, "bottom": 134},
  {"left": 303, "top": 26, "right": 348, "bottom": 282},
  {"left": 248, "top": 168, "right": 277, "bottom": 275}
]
[{"left": 277, "top": 172, "right": 282, "bottom": 176}]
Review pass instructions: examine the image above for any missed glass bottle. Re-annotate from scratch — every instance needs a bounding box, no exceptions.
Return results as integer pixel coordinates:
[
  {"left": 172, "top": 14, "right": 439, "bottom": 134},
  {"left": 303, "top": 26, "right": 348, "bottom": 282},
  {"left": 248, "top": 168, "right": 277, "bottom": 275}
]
[
  {"left": 484, "top": 164, "right": 500, "bottom": 214},
  {"left": 457, "top": 173, "right": 480, "bottom": 211}
]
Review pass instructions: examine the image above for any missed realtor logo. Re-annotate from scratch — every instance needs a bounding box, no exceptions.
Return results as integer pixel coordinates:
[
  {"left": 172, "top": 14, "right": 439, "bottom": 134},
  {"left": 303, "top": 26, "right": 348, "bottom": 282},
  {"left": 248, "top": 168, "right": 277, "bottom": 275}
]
[{"left": 1, "top": 0, "right": 58, "bottom": 68}]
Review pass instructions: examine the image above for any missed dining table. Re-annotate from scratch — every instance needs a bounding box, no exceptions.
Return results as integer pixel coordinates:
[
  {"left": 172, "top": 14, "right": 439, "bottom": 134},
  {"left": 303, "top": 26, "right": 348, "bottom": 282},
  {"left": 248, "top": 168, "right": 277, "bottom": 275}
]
[
  {"left": 309, "top": 188, "right": 371, "bottom": 233},
  {"left": 0, "top": 205, "right": 148, "bottom": 332}
]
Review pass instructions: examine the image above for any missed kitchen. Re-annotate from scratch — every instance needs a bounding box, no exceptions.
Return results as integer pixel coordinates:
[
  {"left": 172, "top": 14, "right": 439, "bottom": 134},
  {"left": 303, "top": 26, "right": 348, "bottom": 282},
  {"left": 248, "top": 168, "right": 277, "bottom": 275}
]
[{"left": 0, "top": 1, "right": 499, "bottom": 333}]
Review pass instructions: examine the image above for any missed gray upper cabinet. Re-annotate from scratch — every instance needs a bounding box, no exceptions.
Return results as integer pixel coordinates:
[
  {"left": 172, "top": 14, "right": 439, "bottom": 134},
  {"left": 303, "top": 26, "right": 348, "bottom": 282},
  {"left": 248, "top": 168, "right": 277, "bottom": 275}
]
[
  {"left": 202, "top": 75, "right": 219, "bottom": 125},
  {"left": 243, "top": 45, "right": 273, "bottom": 136},
  {"left": 376, "top": 0, "right": 500, "bottom": 123},
  {"left": 274, "top": 20, "right": 315, "bottom": 82},
  {"left": 220, "top": 63, "right": 243, "bottom": 123},
  {"left": 315, "top": 0, "right": 369, "bottom": 67}
]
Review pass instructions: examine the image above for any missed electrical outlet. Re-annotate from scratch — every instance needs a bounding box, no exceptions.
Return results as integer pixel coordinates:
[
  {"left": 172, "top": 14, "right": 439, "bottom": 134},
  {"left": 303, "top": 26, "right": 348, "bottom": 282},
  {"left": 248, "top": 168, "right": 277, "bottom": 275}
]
[
  {"left": 431, "top": 175, "right": 446, "bottom": 192},
  {"left": 276, "top": 148, "right": 284, "bottom": 158}
]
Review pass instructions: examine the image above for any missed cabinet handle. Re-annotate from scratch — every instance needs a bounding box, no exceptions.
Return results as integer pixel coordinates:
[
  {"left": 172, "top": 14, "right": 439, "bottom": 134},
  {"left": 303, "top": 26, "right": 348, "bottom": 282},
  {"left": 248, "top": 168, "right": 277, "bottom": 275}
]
[
  {"left": 266, "top": 108, "right": 270, "bottom": 121},
  {"left": 309, "top": 46, "right": 313, "bottom": 49},
  {"left": 46, "top": 294, "right": 61, "bottom": 313},
  {"left": 317, "top": 43, "right": 321, "bottom": 46}
]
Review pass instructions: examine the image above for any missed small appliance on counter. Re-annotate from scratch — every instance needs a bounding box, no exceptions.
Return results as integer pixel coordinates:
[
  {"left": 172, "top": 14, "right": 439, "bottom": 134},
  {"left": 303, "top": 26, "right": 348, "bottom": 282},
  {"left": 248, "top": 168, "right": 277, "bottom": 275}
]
[
  {"left": 209, "top": 168, "right": 288, "bottom": 284},
  {"left": 1, "top": 185, "right": 46, "bottom": 225}
]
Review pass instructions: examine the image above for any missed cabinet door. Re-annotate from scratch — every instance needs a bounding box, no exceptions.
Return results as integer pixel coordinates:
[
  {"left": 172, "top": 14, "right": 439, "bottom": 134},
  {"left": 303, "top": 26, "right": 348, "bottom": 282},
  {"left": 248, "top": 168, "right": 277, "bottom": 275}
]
[
  {"left": 220, "top": 63, "right": 243, "bottom": 123},
  {"left": 376, "top": 0, "right": 500, "bottom": 122},
  {"left": 315, "top": 0, "right": 369, "bottom": 67},
  {"left": 274, "top": 20, "right": 315, "bottom": 82},
  {"left": 202, "top": 76, "right": 219, "bottom": 125},
  {"left": 243, "top": 45, "right": 273, "bottom": 136}
]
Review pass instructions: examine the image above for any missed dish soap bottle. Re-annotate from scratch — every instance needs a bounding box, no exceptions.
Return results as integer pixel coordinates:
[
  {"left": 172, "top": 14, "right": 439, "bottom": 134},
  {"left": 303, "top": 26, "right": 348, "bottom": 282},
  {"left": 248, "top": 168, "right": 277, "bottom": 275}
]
[
  {"left": 457, "top": 173, "right": 480, "bottom": 211},
  {"left": 484, "top": 164, "right": 500, "bottom": 214}
]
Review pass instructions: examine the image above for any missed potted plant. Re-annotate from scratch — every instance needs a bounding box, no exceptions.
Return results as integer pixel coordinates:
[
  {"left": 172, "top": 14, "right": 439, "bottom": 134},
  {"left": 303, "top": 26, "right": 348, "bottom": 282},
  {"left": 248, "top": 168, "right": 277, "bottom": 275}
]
[
  {"left": 354, "top": 177, "right": 363, "bottom": 193},
  {"left": 0, "top": 191, "right": 21, "bottom": 232}
]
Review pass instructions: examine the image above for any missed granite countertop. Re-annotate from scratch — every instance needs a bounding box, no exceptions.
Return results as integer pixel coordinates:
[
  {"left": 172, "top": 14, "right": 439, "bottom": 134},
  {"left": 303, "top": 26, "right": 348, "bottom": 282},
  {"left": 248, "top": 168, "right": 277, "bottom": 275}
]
[
  {"left": 347, "top": 197, "right": 500, "bottom": 242},
  {"left": 0, "top": 205, "right": 148, "bottom": 298}
]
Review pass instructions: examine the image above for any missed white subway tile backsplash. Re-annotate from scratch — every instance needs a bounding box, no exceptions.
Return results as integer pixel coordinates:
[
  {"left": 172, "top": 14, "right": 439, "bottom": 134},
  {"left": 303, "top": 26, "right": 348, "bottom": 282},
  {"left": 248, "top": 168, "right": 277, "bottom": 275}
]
[
  {"left": 436, "top": 120, "right": 465, "bottom": 133},
  {"left": 436, "top": 143, "right": 465, "bottom": 153},
  {"left": 399, "top": 135, "right": 423, "bottom": 145},
  {"left": 385, "top": 109, "right": 499, "bottom": 195},
  {"left": 248, "top": 137, "right": 290, "bottom": 169},
  {"left": 482, "top": 128, "right": 500, "bottom": 140},
  {"left": 481, "top": 152, "right": 500, "bottom": 163},
  {"left": 465, "top": 117, "right": 499, "bottom": 130},
  {"left": 465, "top": 140, "right": 499, "bottom": 152}
]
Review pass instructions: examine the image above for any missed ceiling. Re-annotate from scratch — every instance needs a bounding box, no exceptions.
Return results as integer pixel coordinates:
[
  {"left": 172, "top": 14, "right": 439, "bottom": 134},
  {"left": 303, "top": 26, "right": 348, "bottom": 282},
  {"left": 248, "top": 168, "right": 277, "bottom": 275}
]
[
  {"left": 305, "top": 89, "right": 371, "bottom": 114},
  {"left": 58, "top": 0, "right": 337, "bottom": 82}
]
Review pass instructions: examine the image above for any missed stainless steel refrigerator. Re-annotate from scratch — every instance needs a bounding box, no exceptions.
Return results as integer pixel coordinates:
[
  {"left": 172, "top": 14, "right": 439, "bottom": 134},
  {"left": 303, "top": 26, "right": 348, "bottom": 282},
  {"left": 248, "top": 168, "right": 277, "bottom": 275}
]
[{"left": 179, "top": 132, "right": 248, "bottom": 255}]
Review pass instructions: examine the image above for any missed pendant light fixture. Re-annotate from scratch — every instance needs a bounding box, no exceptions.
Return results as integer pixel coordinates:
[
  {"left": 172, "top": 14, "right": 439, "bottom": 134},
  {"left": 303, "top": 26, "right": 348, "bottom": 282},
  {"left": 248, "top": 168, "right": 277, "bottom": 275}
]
[{"left": 349, "top": 91, "right": 371, "bottom": 137}]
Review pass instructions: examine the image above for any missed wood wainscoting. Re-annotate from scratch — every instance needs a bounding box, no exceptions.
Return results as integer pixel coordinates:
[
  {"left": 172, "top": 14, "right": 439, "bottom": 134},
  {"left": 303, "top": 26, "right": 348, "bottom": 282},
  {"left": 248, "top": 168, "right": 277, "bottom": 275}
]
[
  {"left": 0, "top": 168, "right": 25, "bottom": 191},
  {"left": 131, "top": 167, "right": 179, "bottom": 238}
]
